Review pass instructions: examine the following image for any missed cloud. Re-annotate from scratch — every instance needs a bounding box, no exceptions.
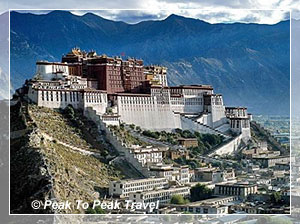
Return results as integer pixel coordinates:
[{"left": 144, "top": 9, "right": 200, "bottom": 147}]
[{"left": 1, "top": 0, "right": 299, "bottom": 23}]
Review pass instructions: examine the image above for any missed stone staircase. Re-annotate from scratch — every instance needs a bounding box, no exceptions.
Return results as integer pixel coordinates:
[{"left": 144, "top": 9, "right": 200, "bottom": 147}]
[{"left": 84, "top": 107, "right": 150, "bottom": 178}]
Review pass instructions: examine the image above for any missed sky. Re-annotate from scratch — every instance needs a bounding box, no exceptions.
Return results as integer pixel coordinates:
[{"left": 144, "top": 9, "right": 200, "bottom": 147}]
[{"left": 1, "top": 0, "right": 300, "bottom": 24}]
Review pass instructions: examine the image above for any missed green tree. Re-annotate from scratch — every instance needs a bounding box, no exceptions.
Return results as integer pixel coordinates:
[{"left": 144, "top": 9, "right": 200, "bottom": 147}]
[
  {"left": 175, "top": 128, "right": 182, "bottom": 134},
  {"left": 85, "top": 206, "right": 106, "bottom": 214},
  {"left": 129, "top": 124, "right": 135, "bottom": 129},
  {"left": 181, "top": 130, "right": 195, "bottom": 138},
  {"left": 190, "top": 184, "right": 213, "bottom": 202},
  {"left": 64, "top": 105, "right": 75, "bottom": 119},
  {"left": 170, "top": 195, "right": 186, "bottom": 205},
  {"left": 94, "top": 206, "right": 106, "bottom": 214},
  {"left": 135, "top": 126, "right": 141, "bottom": 132},
  {"left": 271, "top": 191, "right": 282, "bottom": 203},
  {"left": 142, "top": 130, "right": 159, "bottom": 139},
  {"left": 85, "top": 207, "right": 96, "bottom": 214}
]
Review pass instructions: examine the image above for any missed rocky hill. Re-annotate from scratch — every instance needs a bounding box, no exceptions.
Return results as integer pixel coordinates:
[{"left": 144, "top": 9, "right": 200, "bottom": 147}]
[
  {"left": 10, "top": 102, "right": 131, "bottom": 214},
  {"left": 10, "top": 11, "right": 290, "bottom": 115}
]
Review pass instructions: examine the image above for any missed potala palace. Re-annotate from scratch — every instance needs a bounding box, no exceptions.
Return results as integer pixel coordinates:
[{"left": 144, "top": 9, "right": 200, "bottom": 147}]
[
  {"left": 21, "top": 48, "right": 252, "bottom": 153},
  {"left": 13, "top": 48, "right": 292, "bottom": 215}
]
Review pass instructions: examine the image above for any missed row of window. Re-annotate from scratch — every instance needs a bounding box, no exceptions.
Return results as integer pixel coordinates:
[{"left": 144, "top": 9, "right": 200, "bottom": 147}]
[
  {"left": 85, "top": 93, "right": 106, "bottom": 103},
  {"left": 136, "top": 154, "right": 162, "bottom": 157},
  {"left": 183, "top": 89, "right": 210, "bottom": 95},
  {"left": 41, "top": 90, "right": 80, "bottom": 102},
  {"left": 230, "top": 120, "right": 249, "bottom": 128},
  {"left": 120, "top": 180, "right": 167, "bottom": 189},
  {"left": 120, "top": 98, "right": 154, "bottom": 105},
  {"left": 103, "top": 117, "right": 118, "bottom": 121},
  {"left": 217, "top": 186, "right": 256, "bottom": 195},
  {"left": 226, "top": 109, "right": 247, "bottom": 116},
  {"left": 142, "top": 190, "right": 189, "bottom": 199},
  {"left": 121, "top": 106, "right": 170, "bottom": 112},
  {"left": 40, "top": 90, "right": 106, "bottom": 104}
]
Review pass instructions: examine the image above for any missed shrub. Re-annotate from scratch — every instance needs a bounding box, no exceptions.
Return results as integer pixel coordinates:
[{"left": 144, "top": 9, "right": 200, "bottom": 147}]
[
  {"left": 85, "top": 206, "right": 106, "bottom": 214},
  {"left": 135, "top": 126, "right": 141, "bottom": 132},
  {"left": 142, "top": 130, "right": 159, "bottom": 139},
  {"left": 64, "top": 105, "right": 75, "bottom": 119},
  {"left": 85, "top": 207, "right": 96, "bottom": 214},
  {"left": 129, "top": 124, "right": 135, "bottom": 129},
  {"left": 271, "top": 192, "right": 282, "bottom": 204},
  {"left": 174, "top": 128, "right": 182, "bottom": 134},
  {"left": 190, "top": 184, "right": 213, "bottom": 202},
  {"left": 181, "top": 130, "right": 195, "bottom": 138},
  {"left": 170, "top": 195, "right": 187, "bottom": 205}
]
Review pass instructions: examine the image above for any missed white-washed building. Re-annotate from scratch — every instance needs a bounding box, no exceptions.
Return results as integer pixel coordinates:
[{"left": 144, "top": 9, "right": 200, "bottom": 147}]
[
  {"left": 214, "top": 183, "right": 258, "bottom": 199},
  {"left": 128, "top": 186, "right": 190, "bottom": 204},
  {"left": 129, "top": 146, "right": 164, "bottom": 167},
  {"left": 109, "top": 177, "right": 169, "bottom": 198},
  {"left": 27, "top": 80, "right": 108, "bottom": 115},
  {"left": 149, "top": 164, "right": 190, "bottom": 185},
  {"left": 24, "top": 55, "right": 252, "bottom": 151},
  {"left": 174, "top": 196, "right": 239, "bottom": 214},
  {"left": 35, "top": 61, "right": 69, "bottom": 80}
]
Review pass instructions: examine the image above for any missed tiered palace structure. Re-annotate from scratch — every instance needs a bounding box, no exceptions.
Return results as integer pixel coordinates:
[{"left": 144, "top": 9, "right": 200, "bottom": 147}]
[{"left": 23, "top": 48, "right": 251, "bottom": 145}]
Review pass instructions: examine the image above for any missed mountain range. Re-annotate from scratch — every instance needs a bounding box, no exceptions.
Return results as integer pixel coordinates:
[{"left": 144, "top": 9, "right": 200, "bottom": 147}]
[{"left": 10, "top": 11, "right": 290, "bottom": 115}]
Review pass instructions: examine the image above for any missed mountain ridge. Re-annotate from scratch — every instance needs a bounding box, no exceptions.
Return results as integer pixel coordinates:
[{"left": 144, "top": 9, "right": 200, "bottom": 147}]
[{"left": 10, "top": 11, "right": 290, "bottom": 115}]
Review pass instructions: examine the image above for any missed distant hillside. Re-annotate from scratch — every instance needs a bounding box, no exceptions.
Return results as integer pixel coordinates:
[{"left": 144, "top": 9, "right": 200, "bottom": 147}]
[{"left": 10, "top": 11, "right": 290, "bottom": 115}]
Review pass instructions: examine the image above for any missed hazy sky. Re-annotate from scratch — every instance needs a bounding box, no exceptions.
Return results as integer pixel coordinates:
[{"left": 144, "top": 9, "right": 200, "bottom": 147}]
[{"left": 2, "top": 0, "right": 300, "bottom": 24}]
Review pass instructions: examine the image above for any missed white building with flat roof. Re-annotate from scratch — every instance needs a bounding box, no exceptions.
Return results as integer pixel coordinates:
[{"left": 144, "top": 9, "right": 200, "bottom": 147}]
[
  {"left": 149, "top": 164, "right": 190, "bottom": 185},
  {"left": 109, "top": 177, "right": 169, "bottom": 198},
  {"left": 35, "top": 61, "right": 69, "bottom": 80},
  {"left": 173, "top": 196, "right": 239, "bottom": 214},
  {"left": 128, "top": 186, "right": 190, "bottom": 205},
  {"left": 129, "top": 146, "right": 164, "bottom": 167},
  {"left": 214, "top": 183, "right": 258, "bottom": 199},
  {"left": 27, "top": 77, "right": 107, "bottom": 115}
]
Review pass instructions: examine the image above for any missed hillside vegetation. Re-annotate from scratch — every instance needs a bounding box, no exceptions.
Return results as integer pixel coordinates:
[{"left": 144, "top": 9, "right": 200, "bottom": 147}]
[{"left": 10, "top": 103, "right": 125, "bottom": 214}]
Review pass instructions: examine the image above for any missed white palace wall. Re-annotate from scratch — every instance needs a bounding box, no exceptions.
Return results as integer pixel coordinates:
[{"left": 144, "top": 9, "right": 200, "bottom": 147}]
[
  {"left": 83, "top": 92, "right": 107, "bottom": 115},
  {"left": 170, "top": 96, "right": 204, "bottom": 114},
  {"left": 210, "top": 95, "right": 227, "bottom": 128},
  {"left": 116, "top": 93, "right": 230, "bottom": 136},
  {"left": 117, "top": 95, "right": 176, "bottom": 131},
  {"left": 35, "top": 63, "right": 69, "bottom": 80}
]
